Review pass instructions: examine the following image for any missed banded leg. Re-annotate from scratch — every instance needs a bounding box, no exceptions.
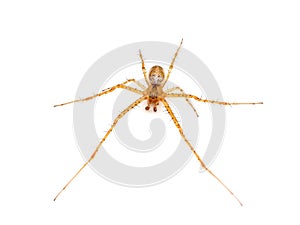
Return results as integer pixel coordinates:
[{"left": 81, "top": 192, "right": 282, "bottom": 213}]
[
  {"left": 165, "top": 86, "right": 199, "bottom": 117},
  {"left": 132, "top": 79, "right": 146, "bottom": 90},
  {"left": 54, "top": 96, "right": 147, "bottom": 201},
  {"left": 160, "top": 98, "right": 243, "bottom": 206},
  {"left": 166, "top": 93, "right": 263, "bottom": 106},
  {"left": 139, "top": 49, "right": 150, "bottom": 86},
  {"left": 162, "top": 38, "right": 183, "bottom": 87},
  {"left": 54, "top": 79, "right": 143, "bottom": 107}
]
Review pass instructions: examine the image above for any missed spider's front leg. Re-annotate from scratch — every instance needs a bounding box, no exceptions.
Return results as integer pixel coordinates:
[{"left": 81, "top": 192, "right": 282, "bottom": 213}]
[
  {"left": 162, "top": 38, "right": 183, "bottom": 87},
  {"left": 139, "top": 49, "right": 150, "bottom": 86},
  {"left": 54, "top": 79, "right": 144, "bottom": 107},
  {"left": 131, "top": 79, "right": 146, "bottom": 90},
  {"left": 166, "top": 93, "right": 263, "bottom": 106},
  {"left": 160, "top": 98, "right": 243, "bottom": 206},
  {"left": 165, "top": 86, "right": 199, "bottom": 117}
]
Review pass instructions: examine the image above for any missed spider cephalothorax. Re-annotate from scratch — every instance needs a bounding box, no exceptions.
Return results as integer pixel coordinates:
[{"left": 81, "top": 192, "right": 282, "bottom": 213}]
[
  {"left": 148, "top": 65, "right": 165, "bottom": 86},
  {"left": 54, "top": 39, "right": 262, "bottom": 205}
]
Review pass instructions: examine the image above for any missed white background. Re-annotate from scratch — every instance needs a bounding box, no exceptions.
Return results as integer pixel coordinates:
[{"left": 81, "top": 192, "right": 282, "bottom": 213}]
[{"left": 0, "top": 0, "right": 299, "bottom": 224}]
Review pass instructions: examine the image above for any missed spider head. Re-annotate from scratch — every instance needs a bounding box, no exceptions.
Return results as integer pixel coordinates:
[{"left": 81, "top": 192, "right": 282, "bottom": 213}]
[{"left": 148, "top": 66, "right": 165, "bottom": 86}]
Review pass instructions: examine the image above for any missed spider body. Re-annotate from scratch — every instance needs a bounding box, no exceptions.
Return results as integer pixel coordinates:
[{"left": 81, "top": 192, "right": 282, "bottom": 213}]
[
  {"left": 144, "top": 66, "right": 165, "bottom": 112},
  {"left": 54, "top": 39, "right": 263, "bottom": 205}
]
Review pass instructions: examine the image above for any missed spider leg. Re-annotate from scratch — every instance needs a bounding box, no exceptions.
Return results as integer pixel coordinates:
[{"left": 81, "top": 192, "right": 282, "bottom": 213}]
[
  {"left": 54, "top": 79, "right": 143, "bottom": 107},
  {"left": 132, "top": 79, "right": 146, "bottom": 90},
  {"left": 139, "top": 49, "right": 150, "bottom": 86},
  {"left": 54, "top": 96, "right": 147, "bottom": 201},
  {"left": 162, "top": 38, "right": 183, "bottom": 87},
  {"left": 165, "top": 86, "right": 199, "bottom": 117},
  {"left": 160, "top": 98, "right": 243, "bottom": 206},
  {"left": 166, "top": 93, "right": 263, "bottom": 106}
]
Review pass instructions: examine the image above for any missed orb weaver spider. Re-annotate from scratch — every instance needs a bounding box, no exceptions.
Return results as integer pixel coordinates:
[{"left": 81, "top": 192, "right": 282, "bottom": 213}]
[{"left": 53, "top": 39, "right": 263, "bottom": 205}]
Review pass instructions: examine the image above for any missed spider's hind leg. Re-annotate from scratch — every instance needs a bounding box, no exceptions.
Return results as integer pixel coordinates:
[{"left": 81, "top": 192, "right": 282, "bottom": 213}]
[
  {"left": 53, "top": 96, "right": 147, "bottom": 201},
  {"left": 160, "top": 98, "right": 243, "bottom": 206}
]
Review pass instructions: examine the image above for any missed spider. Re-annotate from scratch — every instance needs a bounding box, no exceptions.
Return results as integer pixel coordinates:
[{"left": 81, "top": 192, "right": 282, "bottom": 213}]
[{"left": 53, "top": 39, "right": 263, "bottom": 205}]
